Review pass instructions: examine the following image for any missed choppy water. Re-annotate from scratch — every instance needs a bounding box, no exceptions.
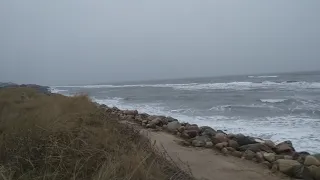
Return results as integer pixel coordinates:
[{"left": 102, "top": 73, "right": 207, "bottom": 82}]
[{"left": 51, "top": 71, "right": 320, "bottom": 153}]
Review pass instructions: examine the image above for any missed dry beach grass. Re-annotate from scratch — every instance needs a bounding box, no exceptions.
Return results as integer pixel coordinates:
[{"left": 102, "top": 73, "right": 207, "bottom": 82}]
[{"left": 0, "top": 87, "right": 193, "bottom": 180}]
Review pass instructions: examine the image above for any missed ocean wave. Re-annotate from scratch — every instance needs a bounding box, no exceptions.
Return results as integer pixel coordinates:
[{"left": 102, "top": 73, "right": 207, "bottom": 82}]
[
  {"left": 172, "top": 81, "right": 320, "bottom": 91},
  {"left": 50, "top": 88, "right": 68, "bottom": 93},
  {"left": 248, "top": 75, "right": 278, "bottom": 78},
  {"left": 92, "top": 96, "right": 320, "bottom": 153},
  {"left": 52, "top": 81, "right": 320, "bottom": 91},
  {"left": 260, "top": 99, "right": 288, "bottom": 103},
  {"left": 52, "top": 83, "right": 197, "bottom": 89}
]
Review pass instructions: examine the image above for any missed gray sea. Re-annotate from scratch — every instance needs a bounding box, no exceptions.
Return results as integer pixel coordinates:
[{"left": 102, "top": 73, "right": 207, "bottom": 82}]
[{"left": 52, "top": 71, "right": 320, "bottom": 153}]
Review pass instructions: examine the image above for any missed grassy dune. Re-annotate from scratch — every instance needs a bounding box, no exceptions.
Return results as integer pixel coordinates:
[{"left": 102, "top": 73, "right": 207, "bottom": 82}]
[{"left": 0, "top": 87, "right": 192, "bottom": 180}]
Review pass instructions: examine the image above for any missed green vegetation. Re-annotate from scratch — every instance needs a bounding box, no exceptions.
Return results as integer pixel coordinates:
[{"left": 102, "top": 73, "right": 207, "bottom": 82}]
[{"left": 0, "top": 87, "right": 192, "bottom": 180}]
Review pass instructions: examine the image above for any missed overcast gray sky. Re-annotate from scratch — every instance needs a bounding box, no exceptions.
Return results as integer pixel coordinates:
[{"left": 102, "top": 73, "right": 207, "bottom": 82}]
[{"left": 0, "top": 0, "right": 319, "bottom": 85}]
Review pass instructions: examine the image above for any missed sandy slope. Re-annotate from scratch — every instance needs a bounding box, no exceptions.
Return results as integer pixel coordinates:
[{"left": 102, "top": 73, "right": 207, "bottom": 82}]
[{"left": 123, "top": 121, "right": 288, "bottom": 180}]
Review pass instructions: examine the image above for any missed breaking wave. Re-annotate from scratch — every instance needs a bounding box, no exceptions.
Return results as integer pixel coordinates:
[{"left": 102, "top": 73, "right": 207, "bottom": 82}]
[
  {"left": 260, "top": 99, "right": 288, "bottom": 103},
  {"left": 53, "top": 81, "right": 320, "bottom": 91},
  {"left": 248, "top": 75, "right": 278, "bottom": 78}
]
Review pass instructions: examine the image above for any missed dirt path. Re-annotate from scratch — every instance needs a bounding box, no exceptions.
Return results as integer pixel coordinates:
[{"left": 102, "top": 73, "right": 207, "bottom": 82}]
[{"left": 122, "top": 121, "right": 288, "bottom": 180}]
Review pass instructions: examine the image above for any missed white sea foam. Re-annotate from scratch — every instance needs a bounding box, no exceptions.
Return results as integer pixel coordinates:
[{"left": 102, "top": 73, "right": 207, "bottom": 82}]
[
  {"left": 260, "top": 99, "right": 288, "bottom": 103},
  {"left": 248, "top": 75, "right": 278, "bottom": 78},
  {"left": 91, "top": 96, "right": 320, "bottom": 153},
  {"left": 50, "top": 88, "right": 68, "bottom": 93},
  {"left": 51, "top": 87, "right": 320, "bottom": 153},
  {"left": 53, "top": 81, "right": 320, "bottom": 91}
]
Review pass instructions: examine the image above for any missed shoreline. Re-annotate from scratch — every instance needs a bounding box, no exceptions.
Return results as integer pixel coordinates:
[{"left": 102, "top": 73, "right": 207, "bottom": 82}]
[{"left": 97, "top": 103, "right": 320, "bottom": 179}]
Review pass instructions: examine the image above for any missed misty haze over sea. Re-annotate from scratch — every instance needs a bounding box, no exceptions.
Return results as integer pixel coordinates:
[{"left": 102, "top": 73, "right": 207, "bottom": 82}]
[{"left": 52, "top": 71, "right": 320, "bottom": 153}]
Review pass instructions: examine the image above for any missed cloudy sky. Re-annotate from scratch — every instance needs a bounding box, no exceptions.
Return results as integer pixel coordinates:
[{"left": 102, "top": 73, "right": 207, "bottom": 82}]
[{"left": 0, "top": 0, "right": 319, "bottom": 85}]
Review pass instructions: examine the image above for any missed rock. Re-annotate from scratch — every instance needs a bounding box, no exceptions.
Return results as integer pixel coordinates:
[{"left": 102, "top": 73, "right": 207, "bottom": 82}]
[
  {"left": 239, "top": 143, "right": 273, "bottom": 153},
  {"left": 275, "top": 141, "right": 295, "bottom": 155},
  {"left": 221, "top": 148, "right": 228, "bottom": 155},
  {"left": 231, "top": 151, "right": 243, "bottom": 158},
  {"left": 264, "top": 152, "right": 276, "bottom": 162},
  {"left": 200, "top": 126, "right": 215, "bottom": 134},
  {"left": 275, "top": 159, "right": 301, "bottom": 175},
  {"left": 256, "top": 152, "right": 264, "bottom": 163},
  {"left": 308, "top": 165, "right": 320, "bottom": 180},
  {"left": 185, "top": 124, "right": 200, "bottom": 132},
  {"left": 212, "top": 133, "right": 228, "bottom": 144},
  {"left": 243, "top": 150, "right": 256, "bottom": 160},
  {"left": 178, "top": 126, "right": 185, "bottom": 133},
  {"left": 264, "top": 140, "right": 276, "bottom": 149},
  {"left": 142, "top": 120, "right": 148, "bottom": 124},
  {"left": 162, "top": 125, "right": 168, "bottom": 129},
  {"left": 149, "top": 118, "right": 161, "bottom": 127},
  {"left": 201, "top": 127, "right": 216, "bottom": 137},
  {"left": 284, "top": 155, "right": 293, "bottom": 160},
  {"left": 146, "top": 124, "right": 155, "bottom": 129},
  {"left": 139, "top": 113, "right": 150, "bottom": 119},
  {"left": 192, "top": 140, "right": 206, "bottom": 147},
  {"left": 226, "top": 147, "right": 236, "bottom": 152},
  {"left": 304, "top": 155, "right": 320, "bottom": 166},
  {"left": 157, "top": 116, "right": 168, "bottom": 125},
  {"left": 181, "top": 132, "right": 191, "bottom": 139},
  {"left": 290, "top": 164, "right": 315, "bottom": 180},
  {"left": 205, "top": 141, "right": 213, "bottom": 148},
  {"left": 234, "top": 134, "right": 257, "bottom": 146},
  {"left": 215, "top": 142, "right": 228, "bottom": 150},
  {"left": 227, "top": 133, "right": 236, "bottom": 139},
  {"left": 123, "top": 110, "right": 138, "bottom": 116},
  {"left": 184, "top": 130, "right": 198, "bottom": 138},
  {"left": 216, "top": 130, "right": 226, "bottom": 134},
  {"left": 271, "top": 163, "right": 278, "bottom": 173},
  {"left": 167, "top": 121, "right": 181, "bottom": 132},
  {"left": 166, "top": 116, "right": 178, "bottom": 122},
  {"left": 99, "top": 104, "right": 108, "bottom": 109},
  {"left": 228, "top": 140, "right": 239, "bottom": 149},
  {"left": 262, "top": 161, "right": 272, "bottom": 169},
  {"left": 313, "top": 153, "right": 320, "bottom": 161}
]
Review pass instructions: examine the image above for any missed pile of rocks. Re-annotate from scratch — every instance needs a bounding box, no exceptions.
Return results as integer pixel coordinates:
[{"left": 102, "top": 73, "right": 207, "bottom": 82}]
[{"left": 101, "top": 105, "right": 320, "bottom": 180}]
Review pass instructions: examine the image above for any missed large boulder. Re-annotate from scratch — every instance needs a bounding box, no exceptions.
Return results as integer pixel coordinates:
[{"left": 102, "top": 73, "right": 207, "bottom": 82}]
[
  {"left": 274, "top": 159, "right": 301, "bottom": 175},
  {"left": 205, "top": 141, "right": 213, "bottom": 148},
  {"left": 314, "top": 153, "right": 320, "bottom": 161},
  {"left": 192, "top": 139, "right": 206, "bottom": 147},
  {"left": 263, "top": 152, "right": 276, "bottom": 162},
  {"left": 275, "top": 141, "right": 295, "bottom": 155},
  {"left": 256, "top": 152, "right": 264, "bottom": 163},
  {"left": 233, "top": 134, "right": 257, "bottom": 146},
  {"left": 148, "top": 118, "right": 162, "bottom": 127},
  {"left": 212, "top": 133, "right": 228, "bottom": 144},
  {"left": 304, "top": 155, "right": 320, "bottom": 166},
  {"left": 166, "top": 116, "right": 178, "bottom": 123},
  {"left": 201, "top": 128, "right": 216, "bottom": 137},
  {"left": 123, "top": 110, "right": 138, "bottom": 116},
  {"left": 184, "top": 130, "right": 198, "bottom": 138},
  {"left": 239, "top": 143, "right": 273, "bottom": 153},
  {"left": 200, "top": 126, "right": 215, "bottom": 134},
  {"left": 215, "top": 142, "right": 228, "bottom": 150},
  {"left": 228, "top": 140, "right": 239, "bottom": 149},
  {"left": 308, "top": 165, "right": 320, "bottom": 180},
  {"left": 264, "top": 140, "right": 276, "bottom": 149},
  {"left": 243, "top": 150, "right": 256, "bottom": 160},
  {"left": 167, "top": 121, "right": 181, "bottom": 132},
  {"left": 185, "top": 124, "right": 200, "bottom": 132}
]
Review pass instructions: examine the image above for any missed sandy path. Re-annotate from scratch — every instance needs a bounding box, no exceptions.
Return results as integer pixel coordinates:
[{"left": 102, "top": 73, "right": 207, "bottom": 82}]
[{"left": 123, "top": 121, "right": 288, "bottom": 180}]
